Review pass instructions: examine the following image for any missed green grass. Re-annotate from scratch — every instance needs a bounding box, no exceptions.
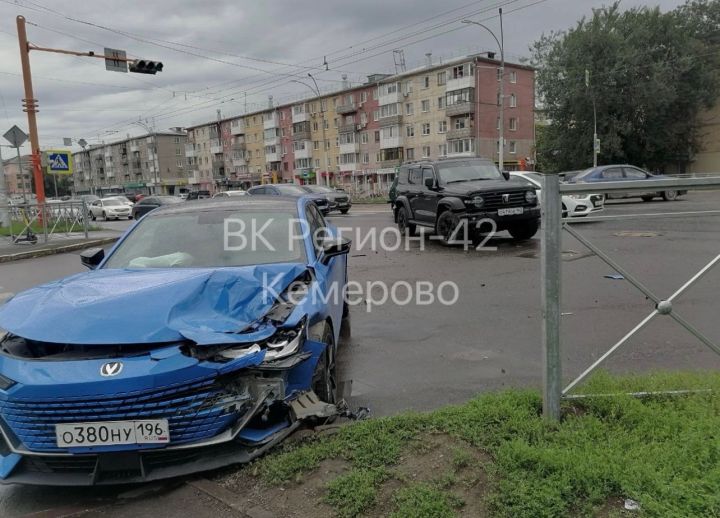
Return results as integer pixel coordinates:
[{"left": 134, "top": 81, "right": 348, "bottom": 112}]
[
  {"left": 253, "top": 371, "right": 720, "bottom": 517},
  {"left": 0, "top": 220, "right": 100, "bottom": 236}
]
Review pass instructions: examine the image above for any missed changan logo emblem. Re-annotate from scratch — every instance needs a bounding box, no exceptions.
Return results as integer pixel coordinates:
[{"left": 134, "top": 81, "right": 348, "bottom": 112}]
[
  {"left": 100, "top": 362, "right": 123, "bottom": 377},
  {"left": 502, "top": 193, "right": 511, "bottom": 203}
]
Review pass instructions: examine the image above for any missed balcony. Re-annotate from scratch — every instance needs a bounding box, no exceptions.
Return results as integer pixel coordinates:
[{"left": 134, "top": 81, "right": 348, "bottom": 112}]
[
  {"left": 379, "top": 114, "right": 403, "bottom": 127},
  {"left": 338, "top": 122, "right": 357, "bottom": 134},
  {"left": 379, "top": 158, "right": 401, "bottom": 169},
  {"left": 446, "top": 75, "right": 475, "bottom": 92},
  {"left": 378, "top": 90, "right": 400, "bottom": 106},
  {"left": 184, "top": 144, "right": 196, "bottom": 158},
  {"left": 130, "top": 143, "right": 139, "bottom": 152},
  {"left": 292, "top": 109, "right": 309, "bottom": 124},
  {"left": 339, "top": 142, "right": 359, "bottom": 154},
  {"left": 190, "top": 170, "right": 202, "bottom": 184},
  {"left": 336, "top": 103, "right": 357, "bottom": 115},
  {"left": 264, "top": 136, "right": 280, "bottom": 146},
  {"left": 292, "top": 129, "right": 311, "bottom": 141},
  {"left": 210, "top": 139, "right": 223, "bottom": 154},
  {"left": 445, "top": 102, "right": 475, "bottom": 117},
  {"left": 230, "top": 119, "right": 245, "bottom": 135},
  {"left": 263, "top": 112, "right": 279, "bottom": 130},
  {"left": 339, "top": 161, "right": 357, "bottom": 172},
  {"left": 265, "top": 151, "right": 280, "bottom": 162},
  {"left": 294, "top": 143, "right": 312, "bottom": 160},
  {"left": 446, "top": 127, "right": 474, "bottom": 140},
  {"left": 380, "top": 135, "right": 403, "bottom": 149},
  {"left": 232, "top": 157, "right": 247, "bottom": 167}
]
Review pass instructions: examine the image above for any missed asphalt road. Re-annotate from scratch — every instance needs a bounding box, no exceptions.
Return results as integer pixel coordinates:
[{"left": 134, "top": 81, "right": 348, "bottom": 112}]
[{"left": 0, "top": 194, "right": 719, "bottom": 516}]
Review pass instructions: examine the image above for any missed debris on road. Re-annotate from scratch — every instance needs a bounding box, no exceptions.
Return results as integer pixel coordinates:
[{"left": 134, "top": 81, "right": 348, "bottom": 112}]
[{"left": 604, "top": 274, "right": 625, "bottom": 280}]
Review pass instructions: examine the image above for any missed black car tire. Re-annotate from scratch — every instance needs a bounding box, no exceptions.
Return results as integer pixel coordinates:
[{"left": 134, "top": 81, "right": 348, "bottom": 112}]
[
  {"left": 641, "top": 195, "right": 654, "bottom": 202},
  {"left": 311, "top": 324, "right": 338, "bottom": 423},
  {"left": 662, "top": 190, "right": 678, "bottom": 201},
  {"left": 102, "top": 211, "right": 107, "bottom": 221},
  {"left": 436, "top": 210, "right": 461, "bottom": 246},
  {"left": 508, "top": 219, "right": 539, "bottom": 241},
  {"left": 397, "top": 206, "right": 416, "bottom": 236},
  {"left": 340, "top": 208, "right": 349, "bottom": 214},
  {"left": 91, "top": 212, "right": 96, "bottom": 221}
]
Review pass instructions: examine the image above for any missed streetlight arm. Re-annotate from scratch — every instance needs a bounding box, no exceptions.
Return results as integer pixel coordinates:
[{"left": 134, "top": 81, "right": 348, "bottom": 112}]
[
  {"left": 461, "top": 20, "right": 503, "bottom": 55},
  {"left": 307, "top": 73, "right": 321, "bottom": 97}
]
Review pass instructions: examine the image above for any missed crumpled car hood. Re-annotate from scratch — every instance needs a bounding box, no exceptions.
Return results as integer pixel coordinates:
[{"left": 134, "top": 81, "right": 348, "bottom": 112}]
[{"left": 0, "top": 263, "right": 308, "bottom": 345}]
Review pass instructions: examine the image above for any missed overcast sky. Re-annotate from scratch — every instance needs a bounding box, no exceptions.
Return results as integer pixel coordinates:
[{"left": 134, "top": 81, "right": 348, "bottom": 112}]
[{"left": 0, "top": 0, "right": 685, "bottom": 156}]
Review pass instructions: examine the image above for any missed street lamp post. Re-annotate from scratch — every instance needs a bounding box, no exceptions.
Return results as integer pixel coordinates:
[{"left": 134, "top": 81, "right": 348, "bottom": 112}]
[
  {"left": 292, "top": 75, "right": 328, "bottom": 186},
  {"left": 462, "top": 8, "right": 505, "bottom": 171}
]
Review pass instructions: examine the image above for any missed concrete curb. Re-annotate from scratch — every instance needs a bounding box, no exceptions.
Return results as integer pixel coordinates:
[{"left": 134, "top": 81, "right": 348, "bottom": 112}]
[{"left": 0, "top": 237, "right": 118, "bottom": 264}]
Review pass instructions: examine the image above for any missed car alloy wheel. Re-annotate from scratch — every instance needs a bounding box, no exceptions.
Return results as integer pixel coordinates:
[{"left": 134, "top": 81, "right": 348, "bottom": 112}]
[
  {"left": 663, "top": 190, "right": 678, "bottom": 201},
  {"left": 397, "top": 207, "right": 416, "bottom": 236},
  {"left": 436, "top": 211, "right": 460, "bottom": 246},
  {"left": 312, "top": 324, "right": 337, "bottom": 411}
]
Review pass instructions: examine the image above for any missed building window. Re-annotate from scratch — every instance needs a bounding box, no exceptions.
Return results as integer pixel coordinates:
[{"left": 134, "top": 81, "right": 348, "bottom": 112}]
[
  {"left": 406, "top": 124, "right": 415, "bottom": 137},
  {"left": 510, "top": 94, "right": 517, "bottom": 108},
  {"left": 361, "top": 132, "right": 369, "bottom": 144},
  {"left": 374, "top": 131, "right": 380, "bottom": 142},
  {"left": 361, "top": 91, "right": 367, "bottom": 103},
  {"left": 454, "top": 118, "right": 466, "bottom": 130},
  {"left": 496, "top": 117, "right": 500, "bottom": 130},
  {"left": 404, "top": 81, "right": 413, "bottom": 94},
  {"left": 509, "top": 117, "right": 518, "bottom": 131},
  {"left": 421, "top": 100, "right": 430, "bottom": 112},
  {"left": 313, "top": 140, "right": 320, "bottom": 150},
  {"left": 380, "top": 103, "right": 400, "bottom": 118},
  {"left": 449, "top": 138, "right": 475, "bottom": 154},
  {"left": 373, "top": 88, "right": 378, "bottom": 100},
  {"left": 360, "top": 112, "right": 368, "bottom": 124},
  {"left": 421, "top": 123, "right": 430, "bottom": 136},
  {"left": 437, "top": 71, "right": 446, "bottom": 86},
  {"left": 362, "top": 152, "right": 369, "bottom": 164},
  {"left": 446, "top": 88, "right": 474, "bottom": 106},
  {"left": 438, "top": 120, "right": 447, "bottom": 133},
  {"left": 509, "top": 141, "right": 517, "bottom": 154},
  {"left": 423, "top": 76, "right": 430, "bottom": 88},
  {"left": 422, "top": 146, "right": 430, "bottom": 158},
  {"left": 510, "top": 70, "right": 517, "bottom": 83},
  {"left": 335, "top": 137, "right": 340, "bottom": 147},
  {"left": 439, "top": 143, "right": 447, "bottom": 156},
  {"left": 405, "top": 102, "right": 414, "bottom": 115},
  {"left": 406, "top": 148, "right": 415, "bottom": 160},
  {"left": 373, "top": 110, "right": 379, "bottom": 122},
  {"left": 497, "top": 91, "right": 502, "bottom": 106},
  {"left": 438, "top": 97, "right": 445, "bottom": 109},
  {"left": 313, "top": 121, "right": 319, "bottom": 131},
  {"left": 333, "top": 118, "right": 338, "bottom": 128}
]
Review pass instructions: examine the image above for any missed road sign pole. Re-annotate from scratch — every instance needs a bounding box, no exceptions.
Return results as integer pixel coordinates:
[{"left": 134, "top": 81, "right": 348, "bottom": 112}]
[{"left": 16, "top": 16, "right": 46, "bottom": 208}]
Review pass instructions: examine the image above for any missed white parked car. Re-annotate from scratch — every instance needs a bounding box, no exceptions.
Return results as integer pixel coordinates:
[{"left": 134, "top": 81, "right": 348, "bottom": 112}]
[
  {"left": 102, "top": 195, "right": 134, "bottom": 208},
  {"left": 88, "top": 198, "right": 132, "bottom": 220},
  {"left": 212, "top": 190, "right": 247, "bottom": 198},
  {"left": 509, "top": 171, "right": 605, "bottom": 218}
]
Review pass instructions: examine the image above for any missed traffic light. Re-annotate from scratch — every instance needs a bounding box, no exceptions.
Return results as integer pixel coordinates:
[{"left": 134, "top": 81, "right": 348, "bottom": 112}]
[{"left": 129, "top": 59, "right": 163, "bottom": 74}]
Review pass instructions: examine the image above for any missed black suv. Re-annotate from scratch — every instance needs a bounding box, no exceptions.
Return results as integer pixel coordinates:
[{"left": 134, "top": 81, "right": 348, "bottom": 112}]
[{"left": 394, "top": 158, "right": 540, "bottom": 244}]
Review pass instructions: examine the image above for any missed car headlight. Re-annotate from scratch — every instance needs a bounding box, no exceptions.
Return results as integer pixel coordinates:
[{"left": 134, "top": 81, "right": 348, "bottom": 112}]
[
  {"left": 217, "top": 318, "right": 307, "bottom": 363},
  {"left": 568, "top": 194, "right": 587, "bottom": 200},
  {"left": 525, "top": 191, "right": 538, "bottom": 204},
  {"left": 465, "top": 196, "right": 484, "bottom": 209}
]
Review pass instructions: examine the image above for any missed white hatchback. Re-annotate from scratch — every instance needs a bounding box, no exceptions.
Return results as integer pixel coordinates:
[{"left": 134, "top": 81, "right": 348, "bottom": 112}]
[{"left": 509, "top": 172, "right": 604, "bottom": 218}]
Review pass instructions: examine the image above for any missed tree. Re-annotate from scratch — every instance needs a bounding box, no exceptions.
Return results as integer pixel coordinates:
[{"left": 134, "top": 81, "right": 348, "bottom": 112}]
[{"left": 532, "top": 1, "right": 720, "bottom": 172}]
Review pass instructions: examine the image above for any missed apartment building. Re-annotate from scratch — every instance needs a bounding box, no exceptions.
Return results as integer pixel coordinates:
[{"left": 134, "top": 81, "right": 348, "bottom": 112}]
[
  {"left": 73, "top": 130, "right": 187, "bottom": 196},
  {"left": 2, "top": 155, "right": 32, "bottom": 198},
  {"left": 183, "top": 52, "right": 534, "bottom": 195}
]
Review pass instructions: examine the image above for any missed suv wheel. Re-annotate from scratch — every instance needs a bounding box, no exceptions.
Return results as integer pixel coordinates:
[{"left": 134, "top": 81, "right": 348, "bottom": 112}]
[
  {"left": 397, "top": 206, "right": 416, "bottom": 236},
  {"left": 508, "top": 220, "right": 539, "bottom": 241},
  {"left": 436, "top": 210, "right": 461, "bottom": 246}
]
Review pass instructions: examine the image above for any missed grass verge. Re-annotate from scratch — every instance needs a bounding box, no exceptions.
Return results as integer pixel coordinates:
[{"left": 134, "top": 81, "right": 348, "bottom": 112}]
[
  {"left": 247, "top": 371, "right": 720, "bottom": 517},
  {"left": 0, "top": 220, "right": 101, "bottom": 236}
]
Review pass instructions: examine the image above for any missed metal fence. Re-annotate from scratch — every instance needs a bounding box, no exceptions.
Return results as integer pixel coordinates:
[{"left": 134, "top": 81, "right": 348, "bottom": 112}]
[
  {"left": 540, "top": 176, "right": 720, "bottom": 419},
  {"left": 0, "top": 200, "right": 89, "bottom": 245}
]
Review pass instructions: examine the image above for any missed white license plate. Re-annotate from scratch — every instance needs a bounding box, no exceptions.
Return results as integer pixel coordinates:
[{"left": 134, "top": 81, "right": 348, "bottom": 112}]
[
  {"left": 56, "top": 420, "right": 170, "bottom": 448},
  {"left": 497, "top": 207, "right": 524, "bottom": 217}
]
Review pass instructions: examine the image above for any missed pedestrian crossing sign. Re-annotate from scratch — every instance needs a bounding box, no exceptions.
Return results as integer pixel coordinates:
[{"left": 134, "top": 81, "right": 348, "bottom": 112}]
[{"left": 46, "top": 150, "right": 73, "bottom": 175}]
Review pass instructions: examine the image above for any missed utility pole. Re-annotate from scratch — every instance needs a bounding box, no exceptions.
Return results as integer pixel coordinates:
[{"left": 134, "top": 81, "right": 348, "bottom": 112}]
[
  {"left": 16, "top": 16, "right": 45, "bottom": 207},
  {"left": 585, "top": 70, "right": 599, "bottom": 167},
  {"left": 462, "top": 7, "right": 505, "bottom": 170}
]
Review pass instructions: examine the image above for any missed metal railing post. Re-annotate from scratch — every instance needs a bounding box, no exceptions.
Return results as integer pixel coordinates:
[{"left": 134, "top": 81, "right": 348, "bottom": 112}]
[
  {"left": 82, "top": 200, "right": 89, "bottom": 239},
  {"left": 541, "top": 173, "right": 562, "bottom": 420}
]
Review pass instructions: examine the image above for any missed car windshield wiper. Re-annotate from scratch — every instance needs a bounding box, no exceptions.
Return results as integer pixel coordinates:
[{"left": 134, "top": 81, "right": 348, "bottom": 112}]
[{"left": 445, "top": 178, "right": 478, "bottom": 184}]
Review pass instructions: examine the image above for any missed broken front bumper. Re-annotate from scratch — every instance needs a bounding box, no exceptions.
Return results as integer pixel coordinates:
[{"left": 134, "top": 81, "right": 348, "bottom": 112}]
[{"left": 0, "top": 339, "right": 327, "bottom": 485}]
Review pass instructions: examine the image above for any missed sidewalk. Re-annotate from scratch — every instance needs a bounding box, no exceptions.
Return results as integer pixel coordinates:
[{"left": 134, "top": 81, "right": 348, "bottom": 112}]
[{"left": 0, "top": 230, "right": 122, "bottom": 263}]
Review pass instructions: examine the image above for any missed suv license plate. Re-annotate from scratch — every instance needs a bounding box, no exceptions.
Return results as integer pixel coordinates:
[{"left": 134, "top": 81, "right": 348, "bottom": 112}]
[
  {"left": 498, "top": 207, "right": 524, "bottom": 217},
  {"left": 56, "top": 420, "right": 170, "bottom": 447}
]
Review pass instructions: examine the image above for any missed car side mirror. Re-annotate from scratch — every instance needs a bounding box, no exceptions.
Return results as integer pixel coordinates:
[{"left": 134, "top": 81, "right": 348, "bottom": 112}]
[
  {"left": 424, "top": 177, "right": 435, "bottom": 189},
  {"left": 80, "top": 247, "right": 104, "bottom": 269},
  {"left": 321, "top": 236, "right": 351, "bottom": 265},
  {"left": 501, "top": 170, "right": 510, "bottom": 181}
]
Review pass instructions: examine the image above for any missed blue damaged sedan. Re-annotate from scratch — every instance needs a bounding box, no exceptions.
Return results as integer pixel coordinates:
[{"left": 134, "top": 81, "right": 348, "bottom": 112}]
[{"left": 0, "top": 196, "right": 351, "bottom": 485}]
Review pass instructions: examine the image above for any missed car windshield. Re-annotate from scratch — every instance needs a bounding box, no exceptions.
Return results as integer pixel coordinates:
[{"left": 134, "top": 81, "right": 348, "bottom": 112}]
[
  {"left": 276, "top": 185, "right": 309, "bottom": 195},
  {"left": 103, "top": 210, "right": 306, "bottom": 269},
  {"left": 570, "top": 168, "right": 595, "bottom": 181},
  {"left": 103, "top": 199, "right": 123, "bottom": 206},
  {"left": 438, "top": 161, "right": 503, "bottom": 183}
]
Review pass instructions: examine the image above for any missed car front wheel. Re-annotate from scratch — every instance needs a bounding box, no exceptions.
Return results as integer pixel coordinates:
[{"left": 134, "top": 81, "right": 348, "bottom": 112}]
[
  {"left": 436, "top": 210, "right": 461, "bottom": 246},
  {"left": 312, "top": 325, "right": 337, "bottom": 405},
  {"left": 508, "top": 219, "right": 539, "bottom": 241},
  {"left": 662, "top": 190, "right": 678, "bottom": 201},
  {"left": 340, "top": 208, "right": 349, "bottom": 214},
  {"left": 397, "top": 206, "right": 416, "bottom": 236}
]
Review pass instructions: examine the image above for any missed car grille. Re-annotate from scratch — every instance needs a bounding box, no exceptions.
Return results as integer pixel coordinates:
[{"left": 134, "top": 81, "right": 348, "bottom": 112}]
[
  {"left": 336, "top": 196, "right": 349, "bottom": 203},
  {"left": 475, "top": 191, "right": 527, "bottom": 210},
  {"left": 0, "top": 375, "right": 251, "bottom": 453}
]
